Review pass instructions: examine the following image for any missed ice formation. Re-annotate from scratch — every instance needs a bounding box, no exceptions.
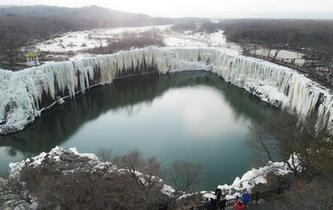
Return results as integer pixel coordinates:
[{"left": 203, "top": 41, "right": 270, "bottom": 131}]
[{"left": 0, "top": 47, "right": 333, "bottom": 135}]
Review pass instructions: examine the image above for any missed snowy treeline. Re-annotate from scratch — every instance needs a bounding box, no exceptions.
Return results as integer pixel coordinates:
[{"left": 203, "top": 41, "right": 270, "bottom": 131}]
[{"left": 0, "top": 47, "right": 332, "bottom": 134}]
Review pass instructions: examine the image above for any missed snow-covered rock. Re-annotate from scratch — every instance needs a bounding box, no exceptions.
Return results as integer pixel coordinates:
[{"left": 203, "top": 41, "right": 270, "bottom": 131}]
[
  {"left": 8, "top": 147, "right": 299, "bottom": 203},
  {"left": 9, "top": 147, "right": 175, "bottom": 198},
  {"left": 200, "top": 156, "right": 299, "bottom": 200},
  {"left": 0, "top": 47, "right": 332, "bottom": 135}
]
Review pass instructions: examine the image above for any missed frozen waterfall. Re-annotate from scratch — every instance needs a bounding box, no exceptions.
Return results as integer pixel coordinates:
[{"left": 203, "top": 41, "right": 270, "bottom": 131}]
[{"left": 0, "top": 47, "right": 332, "bottom": 135}]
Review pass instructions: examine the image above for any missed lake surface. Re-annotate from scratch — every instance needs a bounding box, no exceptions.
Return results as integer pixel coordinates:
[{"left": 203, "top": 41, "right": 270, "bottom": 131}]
[{"left": 0, "top": 71, "right": 282, "bottom": 190}]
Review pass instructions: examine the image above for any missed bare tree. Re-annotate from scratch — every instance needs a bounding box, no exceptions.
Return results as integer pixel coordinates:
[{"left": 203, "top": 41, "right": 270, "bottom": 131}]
[
  {"left": 248, "top": 125, "right": 275, "bottom": 162},
  {"left": 97, "top": 148, "right": 114, "bottom": 162},
  {"left": 248, "top": 111, "right": 333, "bottom": 180},
  {"left": 168, "top": 161, "right": 203, "bottom": 196},
  {"left": 115, "top": 150, "right": 167, "bottom": 209},
  {"left": 87, "top": 30, "right": 165, "bottom": 55},
  {"left": 272, "top": 48, "right": 282, "bottom": 61},
  {"left": 21, "top": 149, "right": 171, "bottom": 210}
]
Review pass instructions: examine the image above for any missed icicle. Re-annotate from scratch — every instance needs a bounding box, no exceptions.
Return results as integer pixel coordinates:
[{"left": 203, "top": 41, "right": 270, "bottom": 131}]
[{"left": 1, "top": 47, "right": 333, "bottom": 135}]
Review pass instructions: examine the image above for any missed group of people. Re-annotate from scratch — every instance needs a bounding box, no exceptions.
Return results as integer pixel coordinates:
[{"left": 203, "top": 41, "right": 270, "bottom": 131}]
[
  {"left": 204, "top": 188, "right": 227, "bottom": 210},
  {"left": 204, "top": 189, "right": 254, "bottom": 210}
]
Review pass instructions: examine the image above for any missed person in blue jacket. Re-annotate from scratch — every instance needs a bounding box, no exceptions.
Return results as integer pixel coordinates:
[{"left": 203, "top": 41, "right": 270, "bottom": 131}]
[{"left": 241, "top": 192, "right": 251, "bottom": 207}]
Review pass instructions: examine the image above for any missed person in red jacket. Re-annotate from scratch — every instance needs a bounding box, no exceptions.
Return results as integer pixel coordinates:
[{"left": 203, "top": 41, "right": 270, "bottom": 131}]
[{"left": 233, "top": 200, "right": 245, "bottom": 210}]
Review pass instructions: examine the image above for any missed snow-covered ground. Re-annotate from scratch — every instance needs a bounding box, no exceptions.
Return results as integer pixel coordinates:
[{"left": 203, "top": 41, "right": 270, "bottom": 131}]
[
  {"left": 250, "top": 48, "right": 306, "bottom": 66},
  {"left": 36, "top": 25, "right": 171, "bottom": 53},
  {"left": 34, "top": 25, "right": 240, "bottom": 54},
  {"left": 163, "top": 31, "right": 225, "bottom": 47}
]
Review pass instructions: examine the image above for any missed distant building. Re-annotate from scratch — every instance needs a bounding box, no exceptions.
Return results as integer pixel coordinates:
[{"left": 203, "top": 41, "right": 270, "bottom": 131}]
[{"left": 24, "top": 51, "right": 40, "bottom": 66}]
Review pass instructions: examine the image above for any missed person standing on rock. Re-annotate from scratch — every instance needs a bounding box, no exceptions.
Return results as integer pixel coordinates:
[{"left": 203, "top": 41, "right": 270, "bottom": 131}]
[
  {"left": 211, "top": 198, "right": 218, "bottom": 210},
  {"left": 215, "top": 188, "right": 222, "bottom": 209},
  {"left": 215, "top": 188, "right": 222, "bottom": 201},
  {"left": 204, "top": 198, "right": 212, "bottom": 210},
  {"left": 233, "top": 200, "right": 245, "bottom": 210},
  {"left": 219, "top": 196, "right": 227, "bottom": 210},
  {"left": 241, "top": 191, "right": 251, "bottom": 207},
  {"left": 254, "top": 191, "right": 260, "bottom": 205}
]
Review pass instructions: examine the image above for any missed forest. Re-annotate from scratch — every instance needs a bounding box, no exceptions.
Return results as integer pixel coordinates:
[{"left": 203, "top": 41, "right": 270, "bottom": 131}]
[{"left": 218, "top": 19, "right": 333, "bottom": 65}]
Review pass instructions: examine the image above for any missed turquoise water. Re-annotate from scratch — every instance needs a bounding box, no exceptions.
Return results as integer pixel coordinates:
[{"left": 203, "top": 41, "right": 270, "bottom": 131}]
[{"left": 0, "top": 71, "right": 282, "bottom": 190}]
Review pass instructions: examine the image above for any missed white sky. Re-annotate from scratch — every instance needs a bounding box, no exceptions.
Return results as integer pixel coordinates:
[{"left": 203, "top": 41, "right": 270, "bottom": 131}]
[{"left": 1, "top": 0, "right": 333, "bottom": 18}]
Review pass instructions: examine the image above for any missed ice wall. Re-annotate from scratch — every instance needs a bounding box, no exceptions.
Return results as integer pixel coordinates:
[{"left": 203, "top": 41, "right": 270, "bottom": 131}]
[{"left": 0, "top": 47, "right": 332, "bottom": 135}]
